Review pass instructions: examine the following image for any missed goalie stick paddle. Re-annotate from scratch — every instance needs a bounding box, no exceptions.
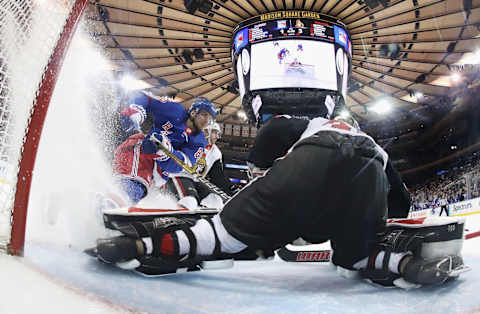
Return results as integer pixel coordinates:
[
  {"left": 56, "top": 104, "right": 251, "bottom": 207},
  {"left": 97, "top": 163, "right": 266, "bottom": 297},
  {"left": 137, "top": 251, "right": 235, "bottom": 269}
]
[{"left": 276, "top": 247, "right": 331, "bottom": 262}]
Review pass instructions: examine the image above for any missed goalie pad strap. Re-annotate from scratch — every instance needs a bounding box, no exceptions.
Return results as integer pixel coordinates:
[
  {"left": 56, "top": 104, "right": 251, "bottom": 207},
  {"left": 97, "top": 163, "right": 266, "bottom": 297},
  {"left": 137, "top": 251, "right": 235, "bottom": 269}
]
[
  {"left": 130, "top": 221, "right": 151, "bottom": 238},
  {"left": 205, "top": 218, "right": 221, "bottom": 257},
  {"left": 181, "top": 227, "right": 198, "bottom": 259}
]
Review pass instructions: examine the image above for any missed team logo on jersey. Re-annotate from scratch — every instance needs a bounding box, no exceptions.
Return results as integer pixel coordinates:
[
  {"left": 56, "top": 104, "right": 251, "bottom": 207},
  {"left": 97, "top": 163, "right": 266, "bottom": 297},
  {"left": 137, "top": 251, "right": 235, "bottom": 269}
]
[
  {"left": 325, "top": 120, "right": 351, "bottom": 131},
  {"left": 158, "top": 96, "right": 170, "bottom": 103},
  {"left": 194, "top": 147, "right": 203, "bottom": 159},
  {"left": 162, "top": 121, "right": 173, "bottom": 131}
]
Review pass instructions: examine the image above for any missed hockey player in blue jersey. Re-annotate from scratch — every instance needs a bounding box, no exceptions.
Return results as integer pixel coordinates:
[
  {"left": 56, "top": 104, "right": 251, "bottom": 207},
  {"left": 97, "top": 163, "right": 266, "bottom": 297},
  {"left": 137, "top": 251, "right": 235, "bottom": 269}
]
[{"left": 113, "top": 93, "right": 216, "bottom": 207}]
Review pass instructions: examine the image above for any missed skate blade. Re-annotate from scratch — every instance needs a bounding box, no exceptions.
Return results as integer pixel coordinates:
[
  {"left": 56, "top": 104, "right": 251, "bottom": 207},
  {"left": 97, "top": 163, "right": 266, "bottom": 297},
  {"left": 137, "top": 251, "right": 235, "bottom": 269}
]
[
  {"left": 449, "top": 265, "right": 471, "bottom": 277},
  {"left": 116, "top": 259, "right": 141, "bottom": 270},
  {"left": 84, "top": 247, "right": 98, "bottom": 258},
  {"left": 133, "top": 267, "right": 197, "bottom": 278},
  {"left": 200, "top": 259, "right": 234, "bottom": 270}
]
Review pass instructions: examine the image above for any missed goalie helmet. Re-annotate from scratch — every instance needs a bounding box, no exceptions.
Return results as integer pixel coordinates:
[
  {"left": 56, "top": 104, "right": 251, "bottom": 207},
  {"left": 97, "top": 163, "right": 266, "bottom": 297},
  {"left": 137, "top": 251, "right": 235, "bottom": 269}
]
[{"left": 188, "top": 97, "right": 217, "bottom": 119}]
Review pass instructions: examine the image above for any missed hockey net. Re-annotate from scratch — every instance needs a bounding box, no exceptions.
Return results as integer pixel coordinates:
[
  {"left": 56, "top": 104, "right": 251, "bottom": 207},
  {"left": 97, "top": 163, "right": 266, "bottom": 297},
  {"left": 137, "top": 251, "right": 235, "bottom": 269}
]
[{"left": 0, "top": 0, "right": 88, "bottom": 255}]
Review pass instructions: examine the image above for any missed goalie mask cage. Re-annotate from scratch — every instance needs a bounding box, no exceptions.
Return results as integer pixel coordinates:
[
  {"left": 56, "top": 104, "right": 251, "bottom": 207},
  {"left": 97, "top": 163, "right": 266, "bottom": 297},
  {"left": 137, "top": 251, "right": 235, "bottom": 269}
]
[{"left": 0, "top": 0, "right": 88, "bottom": 256}]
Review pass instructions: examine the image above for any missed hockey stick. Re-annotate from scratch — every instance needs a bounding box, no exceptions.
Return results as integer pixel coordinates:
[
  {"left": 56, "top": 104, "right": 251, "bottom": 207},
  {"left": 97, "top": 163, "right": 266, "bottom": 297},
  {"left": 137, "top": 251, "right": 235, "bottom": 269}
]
[
  {"left": 150, "top": 133, "right": 231, "bottom": 202},
  {"left": 276, "top": 247, "right": 331, "bottom": 262}
]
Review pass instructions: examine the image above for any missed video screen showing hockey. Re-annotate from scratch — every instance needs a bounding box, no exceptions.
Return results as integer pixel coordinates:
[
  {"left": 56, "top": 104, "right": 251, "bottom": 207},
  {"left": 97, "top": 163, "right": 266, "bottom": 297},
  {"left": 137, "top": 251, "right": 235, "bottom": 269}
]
[{"left": 249, "top": 39, "right": 337, "bottom": 91}]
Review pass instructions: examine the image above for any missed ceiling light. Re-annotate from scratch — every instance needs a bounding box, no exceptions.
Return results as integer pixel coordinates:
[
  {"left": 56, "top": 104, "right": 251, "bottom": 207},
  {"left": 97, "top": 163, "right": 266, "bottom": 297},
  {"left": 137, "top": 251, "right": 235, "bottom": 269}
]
[
  {"left": 370, "top": 99, "right": 391, "bottom": 114},
  {"left": 339, "top": 110, "right": 350, "bottom": 118},
  {"left": 475, "top": 49, "right": 480, "bottom": 63},
  {"left": 237, "top": 110, "right": 247, "bottom": 120},
  {"left": 414, "top": 91, "right": 424, "bottom": 101},
  {"left": 450, "top": 73, "right": 461, "bottom": 83}
]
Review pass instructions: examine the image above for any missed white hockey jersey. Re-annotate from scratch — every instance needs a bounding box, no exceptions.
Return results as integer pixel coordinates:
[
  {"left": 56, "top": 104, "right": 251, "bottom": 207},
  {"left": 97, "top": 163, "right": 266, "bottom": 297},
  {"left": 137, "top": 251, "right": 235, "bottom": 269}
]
[
  {"left": 290, "top": 117, "right": 389, "bottom": 169},
  {"left": 202, "top": 144, "right": 223, "bottom": 178}
]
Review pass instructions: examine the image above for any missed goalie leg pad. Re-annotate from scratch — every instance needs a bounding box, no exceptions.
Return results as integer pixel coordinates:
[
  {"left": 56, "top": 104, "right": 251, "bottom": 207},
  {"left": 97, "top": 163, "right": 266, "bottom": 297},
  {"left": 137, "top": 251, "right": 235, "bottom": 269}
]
[
  {"left": 360, "top": 217, "right": 468, "bottom": 288},
  {"left": 386, "top": 216, "right": 465, "bottom": 259}
]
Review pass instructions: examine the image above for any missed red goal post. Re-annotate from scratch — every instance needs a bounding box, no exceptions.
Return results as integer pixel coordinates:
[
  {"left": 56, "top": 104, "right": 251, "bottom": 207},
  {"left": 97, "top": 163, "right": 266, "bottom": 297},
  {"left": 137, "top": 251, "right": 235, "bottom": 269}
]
[{"left": 0, "top": 0, "right": 89, "bottom": 256}]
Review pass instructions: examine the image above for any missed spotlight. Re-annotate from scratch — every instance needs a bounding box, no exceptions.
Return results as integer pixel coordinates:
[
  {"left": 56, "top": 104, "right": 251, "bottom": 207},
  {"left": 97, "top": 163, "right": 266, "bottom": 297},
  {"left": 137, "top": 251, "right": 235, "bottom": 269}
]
[
  {"left": 182, "top": 49, "right": 194, "bottom": 65},
  {"left": 475, "top": 49, "right": 480, "bottom": 63},
  {"left": 370, "top": 99, "right": 391, "bottom": 114},
  {"left": 237, "top": 110, "right": 247, "bottom": 120},
  {"left": 379, "top": 43, "right": 400, "bottom": 59},
  {"left": 193, "top": 48, "right": 204, "bottom": 59},
  {"left": 414, "top": 91, "right": 424, "bottom": 101},
  {"left": 184, "top": 0, "right": 213, "bottom": 15},
  {"left": 389, "top": 43, "right": 401, "bottom": 59},
  {"left": 379, "top": 44, "right": 389, "bottom": 57},
  {"left": 364, "top": 0, "right": 380, "bottom": 9},
  {"left": 451, "top": 73, "right": 461, "bottom": 83}
]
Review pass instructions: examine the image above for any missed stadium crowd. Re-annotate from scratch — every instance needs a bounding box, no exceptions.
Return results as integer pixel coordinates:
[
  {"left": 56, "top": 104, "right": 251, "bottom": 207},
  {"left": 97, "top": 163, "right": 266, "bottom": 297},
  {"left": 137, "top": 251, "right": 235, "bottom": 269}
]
[{"left": 409, "top": 153, "right": 480, "bottom": 211}]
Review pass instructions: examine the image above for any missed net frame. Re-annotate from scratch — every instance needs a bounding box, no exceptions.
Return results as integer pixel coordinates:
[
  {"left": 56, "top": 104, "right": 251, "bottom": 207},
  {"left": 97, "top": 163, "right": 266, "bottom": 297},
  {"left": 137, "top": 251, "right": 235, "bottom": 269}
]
[{"left": 0, "top": 0, "right": 89, "bottom": 256}]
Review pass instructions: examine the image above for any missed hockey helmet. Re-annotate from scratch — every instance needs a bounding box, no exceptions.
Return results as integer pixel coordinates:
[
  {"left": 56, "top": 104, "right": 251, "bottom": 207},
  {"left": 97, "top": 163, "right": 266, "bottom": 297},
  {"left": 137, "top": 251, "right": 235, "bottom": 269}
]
[
  {"left": 188, "top": 97, "right": 217, "bottom": 120},
  {"left": 205, "top": 122, "right": 222, "bottom": 138}
]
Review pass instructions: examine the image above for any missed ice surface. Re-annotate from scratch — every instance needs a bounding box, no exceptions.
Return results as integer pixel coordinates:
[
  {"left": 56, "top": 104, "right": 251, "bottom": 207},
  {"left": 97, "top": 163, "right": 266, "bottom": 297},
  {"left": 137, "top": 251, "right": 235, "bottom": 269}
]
[
  {"left": 0, "top": 252, "right": 129, "bottom": 314},
  {"left": 18, "top": 235, "right": 480, "bottom": 314}
]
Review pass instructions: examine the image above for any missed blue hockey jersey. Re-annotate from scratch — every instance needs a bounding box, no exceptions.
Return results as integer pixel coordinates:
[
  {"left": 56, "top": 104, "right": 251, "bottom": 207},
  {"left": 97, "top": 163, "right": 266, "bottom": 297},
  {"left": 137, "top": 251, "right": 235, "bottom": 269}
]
[{"left": 123, "top": 91, "right": 207, "bottom": 178}]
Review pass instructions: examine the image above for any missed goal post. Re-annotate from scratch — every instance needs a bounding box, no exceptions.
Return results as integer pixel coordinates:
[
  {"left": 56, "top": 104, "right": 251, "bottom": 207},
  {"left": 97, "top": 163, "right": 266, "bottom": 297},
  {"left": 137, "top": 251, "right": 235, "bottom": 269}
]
[{"left": 0, "top": 0, "right": 89, "bottom": 256}]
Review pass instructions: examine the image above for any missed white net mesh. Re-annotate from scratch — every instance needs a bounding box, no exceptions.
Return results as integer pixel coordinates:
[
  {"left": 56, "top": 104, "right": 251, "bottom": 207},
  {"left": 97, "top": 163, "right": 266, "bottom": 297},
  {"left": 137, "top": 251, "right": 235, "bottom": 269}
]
[{"left": 0, "top": 0, "right": 75, "bottom": 252}]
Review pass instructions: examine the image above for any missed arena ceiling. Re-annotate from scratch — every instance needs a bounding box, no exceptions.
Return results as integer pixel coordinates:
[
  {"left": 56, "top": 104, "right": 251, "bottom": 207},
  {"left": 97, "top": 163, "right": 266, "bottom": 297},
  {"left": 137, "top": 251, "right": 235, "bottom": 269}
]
[{"left": 86, "top": 0, "right": 479, "bottom": 142}]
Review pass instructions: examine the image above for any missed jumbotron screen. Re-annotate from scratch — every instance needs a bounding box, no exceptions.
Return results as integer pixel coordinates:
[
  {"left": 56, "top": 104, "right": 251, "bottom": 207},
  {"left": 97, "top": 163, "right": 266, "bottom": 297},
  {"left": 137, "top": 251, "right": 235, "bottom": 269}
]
[
  {"left": 231, "top": 11, "right": 352, "bottom": 122},
  {"left": 250, "top": 40, "right": 337, "bottom": 90}
]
